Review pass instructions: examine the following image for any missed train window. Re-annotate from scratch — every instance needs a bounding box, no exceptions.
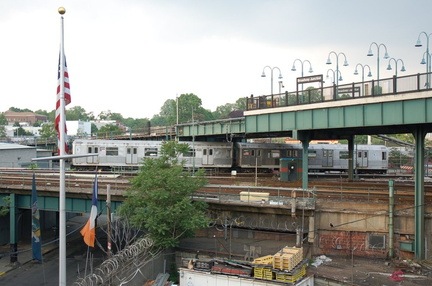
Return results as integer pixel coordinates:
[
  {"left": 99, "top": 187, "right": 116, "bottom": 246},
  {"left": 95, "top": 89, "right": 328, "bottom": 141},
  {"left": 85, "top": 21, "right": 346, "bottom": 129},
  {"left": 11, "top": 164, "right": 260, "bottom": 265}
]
[
  {"left": 382, "top": 152, "right": 387, "bottom": 160},
  {"left": 133, "top": 148, "right": 137, "bottom": 155},
  {"left": 257, "top": 150, "right": 261, "bottom": 156},
  {"left": 243, "top": 150, "right": 250, "bottom": 156},
  {"left": 293, "top": 150, "right": 299, "bottom": 157},
  {"left": 288, "top": 150, "right": 292, "bottom": 157},
  {"left": 251, "top": 150, "right": 255, "bottom": 156},
  {"left": 95, "top": 147, "right": 98, "bottom": 153},
  {"left": 271, "top": 150, "right": 280, "bottom": 158},
  {"left": 106, "top": 147, "right": 118, "bottom": 156},
  {"left": 209, "top": 149, "right": 213, "bottom": 155},
  {"left": 145, "top": 148, "right": 158, "bottom": 156},
  {"left": 308, "top": 150, "right": 317, "bottom": 158},
  {"left": 127, "top": 148, "right": 131, "bottom": 155},
  {"left": 364, "top": 151, "right": 368, "bottom": 158},
  {"left": 185, "top": 149, "right": 196, "bottom": 157},
  {"left": 339, "top": 151, "right": 349, "bottom": 159},
  {"left": 88, "top": 147, "right": 92, "bottom": 153},
  {"left": 358, "top": 151, "right": 362, "bottom": 158},
  {"left": 203, "top": 149, "right": 207, "bottom": 155}
]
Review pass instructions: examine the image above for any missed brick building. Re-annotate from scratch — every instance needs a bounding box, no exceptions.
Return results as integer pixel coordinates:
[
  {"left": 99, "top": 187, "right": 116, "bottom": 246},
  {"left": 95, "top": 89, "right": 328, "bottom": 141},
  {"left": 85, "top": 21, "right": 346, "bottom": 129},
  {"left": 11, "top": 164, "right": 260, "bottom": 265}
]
[{"left": 3, "top": 110, "right": 47, "bottom": 126}]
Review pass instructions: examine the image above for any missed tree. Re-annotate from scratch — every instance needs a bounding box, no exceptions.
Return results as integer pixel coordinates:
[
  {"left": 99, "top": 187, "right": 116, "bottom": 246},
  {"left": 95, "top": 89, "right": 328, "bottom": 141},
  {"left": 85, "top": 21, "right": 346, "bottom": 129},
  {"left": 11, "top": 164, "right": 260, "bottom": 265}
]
[
  {"left": 66, "top": 106, "right": 94, "bottom": 121},
  {"left": 39, "top": 123, "right": 57, "bottom": 138},
  {"left": 213, "top": 103, "right": 236, "bottom": 119},
  {"left": 8, "top": 107, "right": 33, "bottom": 112},
  {"left": 96, "top": 124, "right": 124, "bottom": 138},
  {"left": 177, "top": 93, "right": 202, "bottom": 123},
  {"left": 118, "top": 141, "right": 209, "bottom": 248},
  {"left": 0, "top": 126, "right": 6, "bottom": 138},
  {"left": 234, "top": 97, "right": 247, "bottom": 111},
  {"left": 0, "top": 113, "right": 7, "bottom": 125}
]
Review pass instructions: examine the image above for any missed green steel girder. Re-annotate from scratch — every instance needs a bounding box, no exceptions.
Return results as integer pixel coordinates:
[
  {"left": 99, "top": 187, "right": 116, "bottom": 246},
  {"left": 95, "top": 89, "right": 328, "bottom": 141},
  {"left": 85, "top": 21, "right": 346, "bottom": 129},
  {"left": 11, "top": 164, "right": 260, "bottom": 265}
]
[
  {"left": 0, "top": 193, "right": 122, "bottom": 214},
  {"left": 178, "top": 118, "right": 245, "bottom": 137}
]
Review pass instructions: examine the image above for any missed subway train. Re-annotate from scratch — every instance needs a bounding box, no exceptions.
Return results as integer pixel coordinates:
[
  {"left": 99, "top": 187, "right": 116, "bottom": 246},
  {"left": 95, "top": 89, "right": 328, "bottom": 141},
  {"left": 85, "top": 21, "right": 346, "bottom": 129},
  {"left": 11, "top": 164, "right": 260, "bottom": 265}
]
[{"left": 71, "top": 139, "right": 389, "bottom": 174}]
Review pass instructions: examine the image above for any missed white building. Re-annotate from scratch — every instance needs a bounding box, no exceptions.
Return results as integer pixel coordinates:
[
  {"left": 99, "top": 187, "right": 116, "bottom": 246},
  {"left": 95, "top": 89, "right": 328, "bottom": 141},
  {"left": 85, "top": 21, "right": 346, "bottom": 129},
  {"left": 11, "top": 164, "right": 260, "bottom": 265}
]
[{"left": 67, "top": 121, "right": 92, "bottom": 137}]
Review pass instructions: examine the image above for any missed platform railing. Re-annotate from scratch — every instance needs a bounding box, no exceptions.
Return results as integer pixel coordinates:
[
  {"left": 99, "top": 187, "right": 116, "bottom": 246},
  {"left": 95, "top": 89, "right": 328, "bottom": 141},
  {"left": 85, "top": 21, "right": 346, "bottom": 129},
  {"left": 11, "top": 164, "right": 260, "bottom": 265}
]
[{"left": 246, "top": 72, "right": 432, "bottom": 111}]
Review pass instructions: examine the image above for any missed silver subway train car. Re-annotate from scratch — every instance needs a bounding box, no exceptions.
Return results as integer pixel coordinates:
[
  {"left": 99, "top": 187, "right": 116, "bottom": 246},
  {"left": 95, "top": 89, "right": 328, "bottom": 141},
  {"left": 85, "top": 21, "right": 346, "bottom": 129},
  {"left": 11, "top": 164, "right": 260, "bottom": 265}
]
[{"left": 71, "top": 139, "right": 388, "bottom": 173}]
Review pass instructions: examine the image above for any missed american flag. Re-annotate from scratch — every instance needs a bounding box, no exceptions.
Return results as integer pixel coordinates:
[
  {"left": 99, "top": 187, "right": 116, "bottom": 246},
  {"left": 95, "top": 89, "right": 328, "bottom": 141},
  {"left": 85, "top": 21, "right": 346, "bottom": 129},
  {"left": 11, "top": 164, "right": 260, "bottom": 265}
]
[{"left": 55, "top": 54, "right": 71, "bottom": 153}]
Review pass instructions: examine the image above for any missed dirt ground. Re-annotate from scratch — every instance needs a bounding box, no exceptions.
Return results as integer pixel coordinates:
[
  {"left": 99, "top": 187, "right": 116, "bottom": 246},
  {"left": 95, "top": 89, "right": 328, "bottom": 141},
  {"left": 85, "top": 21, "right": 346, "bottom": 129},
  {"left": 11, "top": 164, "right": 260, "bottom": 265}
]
[{"left": 307, "top": 255, "right": 432, "bottom": 285}]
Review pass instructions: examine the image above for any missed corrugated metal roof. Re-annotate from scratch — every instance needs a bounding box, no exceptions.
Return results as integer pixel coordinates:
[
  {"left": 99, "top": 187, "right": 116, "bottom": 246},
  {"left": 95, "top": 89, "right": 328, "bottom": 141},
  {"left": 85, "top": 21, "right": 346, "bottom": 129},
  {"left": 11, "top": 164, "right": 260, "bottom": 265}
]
[{"left": 0, "top": 142, "right": 35, "bottom": 150}]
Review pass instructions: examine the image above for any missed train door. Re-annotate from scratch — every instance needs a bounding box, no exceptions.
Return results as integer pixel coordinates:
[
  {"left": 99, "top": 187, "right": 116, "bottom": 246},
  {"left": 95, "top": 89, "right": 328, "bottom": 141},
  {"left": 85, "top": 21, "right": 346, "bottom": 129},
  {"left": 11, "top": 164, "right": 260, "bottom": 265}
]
[
  {"left": 87, "top": 146, "right": 99, "bottom": 163},
  {"left": 357, "top": 150, "right": 368, "bottom": 167},
  {"left": 126, "top": 147, "right": 138, "bottom": 164},
  {"left": 322, "top": 149, "right": 334, "bottom": 167},
  {"left": 252, "top": 149, "right": 262, "bottom": 166},
  {"left": 202, "top": 148, "right": 214, "bottom": 165},
  {"left": 241, "top": 148, "right": 261, "bottom": 166}
]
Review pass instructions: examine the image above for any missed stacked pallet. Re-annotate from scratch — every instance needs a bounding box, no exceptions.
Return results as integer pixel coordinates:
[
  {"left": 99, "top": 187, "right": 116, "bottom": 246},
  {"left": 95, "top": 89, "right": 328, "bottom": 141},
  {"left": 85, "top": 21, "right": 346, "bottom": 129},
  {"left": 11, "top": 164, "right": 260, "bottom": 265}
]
[
  {"left": 252, "top": 255, "right": 273, "bottom": 266},
  {"left": 273, "top": 246, "right": 303, "bottom": 271}
]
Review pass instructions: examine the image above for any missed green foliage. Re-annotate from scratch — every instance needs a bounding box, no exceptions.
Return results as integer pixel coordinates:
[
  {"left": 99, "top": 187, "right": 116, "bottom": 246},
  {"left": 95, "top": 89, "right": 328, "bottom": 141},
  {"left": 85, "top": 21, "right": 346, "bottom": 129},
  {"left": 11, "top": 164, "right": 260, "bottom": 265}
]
[
  {"left": 0, "top": 114, "right": 7, "bottom": 125},
  {"left": 9, "top": 107, "right": 32, "bottom": 112},
  {"left": 66, "top": 106, "right": 95, "bottom": 121},
  {"left": 15, "top": 126, "right": 33, "bottom": 136},
  {"left": 96, "top": 124, "right": 124, "bottom": 138},
  {"left": 119, "top": 141, "right": 209, "bottom": 248},
  {"left": 39, "top": 123, "right": 57, "bottom": 138},
  {"left": 0, "top": 196, "right": 10, "bottom": 216},
  {"left": 388, "top": 148, "right": 412, "bottom": 168},
  {"left": 0, "top": 126, "right": 6, "bottom": 138}
]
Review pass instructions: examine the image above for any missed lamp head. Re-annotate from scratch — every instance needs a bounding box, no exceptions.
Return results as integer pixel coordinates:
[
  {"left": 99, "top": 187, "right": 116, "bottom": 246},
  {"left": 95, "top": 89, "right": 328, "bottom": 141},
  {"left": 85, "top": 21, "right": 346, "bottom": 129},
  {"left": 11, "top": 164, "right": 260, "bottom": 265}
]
[
  {"left": 326, "top": 58, "right": 332, "bottom": 65},
  {"left": 401, "top": 66, "right": 406, "bottom": 72},
  {"left": 353, "top": 69, "right": 359, "bottom": 75},
  {"left": 383, "top": 52, "right": 389, "bottom": 59},
  {"left": 367, "top": 71, "right": 372, "bottom": 77},
  {"left": 367, "top": 49, "right": 373, "bottom": 56},
  {"left": 421, "top": 58, "right": 427, "bottom": 65},
  {"left": 278, "top": 74, "right": 283, "bottom": 79},
  {"left": 415, "top": 39, "right": 422, "bottom": 47},
  {"left": 291, "top": 65, "right": 296, "bottom": 71},
  {"left": 308, "top": 67, "right": 313, "bottom": 73},
  {"left": 387, "top": 64, "right": 392, "bottom": 70},
  {"left": 261, "top": 72, "right": 266, "bottom": 77},
  {"left": 339, "top": 75, "right": 343, "bottom": 81},
  {"left": 343, "top": 60, "right": 349, "bottom": 66}
]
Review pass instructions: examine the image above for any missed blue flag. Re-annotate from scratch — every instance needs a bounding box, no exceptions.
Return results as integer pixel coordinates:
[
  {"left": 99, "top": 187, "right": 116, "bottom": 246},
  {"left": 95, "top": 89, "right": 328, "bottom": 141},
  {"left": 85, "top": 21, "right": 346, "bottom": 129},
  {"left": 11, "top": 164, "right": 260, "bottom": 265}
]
[{"left": 31, "top": 173, "right": 42, "bottom": 262}]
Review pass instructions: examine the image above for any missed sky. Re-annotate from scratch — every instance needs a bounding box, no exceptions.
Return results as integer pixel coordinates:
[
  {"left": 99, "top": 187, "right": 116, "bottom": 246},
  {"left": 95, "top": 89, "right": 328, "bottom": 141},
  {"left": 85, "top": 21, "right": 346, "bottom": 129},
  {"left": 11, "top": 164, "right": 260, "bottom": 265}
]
[{"left": 0, "top": 0, "right": 431, "bottom": 119}]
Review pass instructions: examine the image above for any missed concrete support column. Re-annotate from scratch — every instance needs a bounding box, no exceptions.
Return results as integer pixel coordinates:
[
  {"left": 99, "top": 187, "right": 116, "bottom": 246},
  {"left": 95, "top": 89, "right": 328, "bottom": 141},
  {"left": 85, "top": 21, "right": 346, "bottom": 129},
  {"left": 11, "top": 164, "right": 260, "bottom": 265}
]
[
  {"left": 9, "top": 193, "right": 17, "bottom": 264},
  {"left": 347, "top": 136, "right": 354, "bottom": 182},
  {"left": 413, "top": 127, "right": 426, "bottom": 259}
]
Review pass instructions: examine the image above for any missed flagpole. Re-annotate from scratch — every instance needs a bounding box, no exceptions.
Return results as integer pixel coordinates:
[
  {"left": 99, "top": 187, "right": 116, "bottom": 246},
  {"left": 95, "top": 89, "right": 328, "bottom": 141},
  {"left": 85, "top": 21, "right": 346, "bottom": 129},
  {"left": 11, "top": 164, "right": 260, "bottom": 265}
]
[{"left": 58, "top": 7, "right": 67, "bottom": 286}]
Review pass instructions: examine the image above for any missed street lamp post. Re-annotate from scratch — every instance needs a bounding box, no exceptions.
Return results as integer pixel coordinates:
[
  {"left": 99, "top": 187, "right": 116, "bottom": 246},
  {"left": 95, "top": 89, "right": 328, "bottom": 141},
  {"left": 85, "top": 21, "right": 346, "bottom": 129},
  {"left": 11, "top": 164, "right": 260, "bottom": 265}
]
[
  {"left": 415, "top": 32, "right": 432, "bottom": 87},
  {"left": 326, "top": 51, "right": 348, "bottom": 88},
  {"left": 353, "top": 64, "right": 372, "bottom": 96},
  {"left": 367, "top": 42, "right": 390, "bottom": 86},
  {"left": 326, "top": 68, "right": 343, "bottom": 85},
  {"left": 261, "top": 66, "right": 283, "bottom": 95},
  {"left": 291, "top": 59, "right": 313, "bottom": 78},
  {"left": 386, "top": 58, "right": 406, "bottom": 77},
  {"left": 291, "top": 59, "right": 313, "bottom": 93}
]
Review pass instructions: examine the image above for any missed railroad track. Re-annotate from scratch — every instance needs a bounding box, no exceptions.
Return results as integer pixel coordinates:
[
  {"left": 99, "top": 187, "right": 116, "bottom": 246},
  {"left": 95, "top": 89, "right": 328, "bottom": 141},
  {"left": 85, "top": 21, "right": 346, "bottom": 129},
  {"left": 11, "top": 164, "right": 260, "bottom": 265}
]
[{"left": 0, "top": 170, "right": 431, "bottom": 202}]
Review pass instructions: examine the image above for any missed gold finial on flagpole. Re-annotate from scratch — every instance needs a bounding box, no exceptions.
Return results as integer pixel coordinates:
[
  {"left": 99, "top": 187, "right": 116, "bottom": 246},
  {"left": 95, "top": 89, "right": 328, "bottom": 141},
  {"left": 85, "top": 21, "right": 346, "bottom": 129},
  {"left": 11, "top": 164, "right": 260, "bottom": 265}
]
[{"left": 58, "top": 7, "right": 66, "bottom": 15}]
